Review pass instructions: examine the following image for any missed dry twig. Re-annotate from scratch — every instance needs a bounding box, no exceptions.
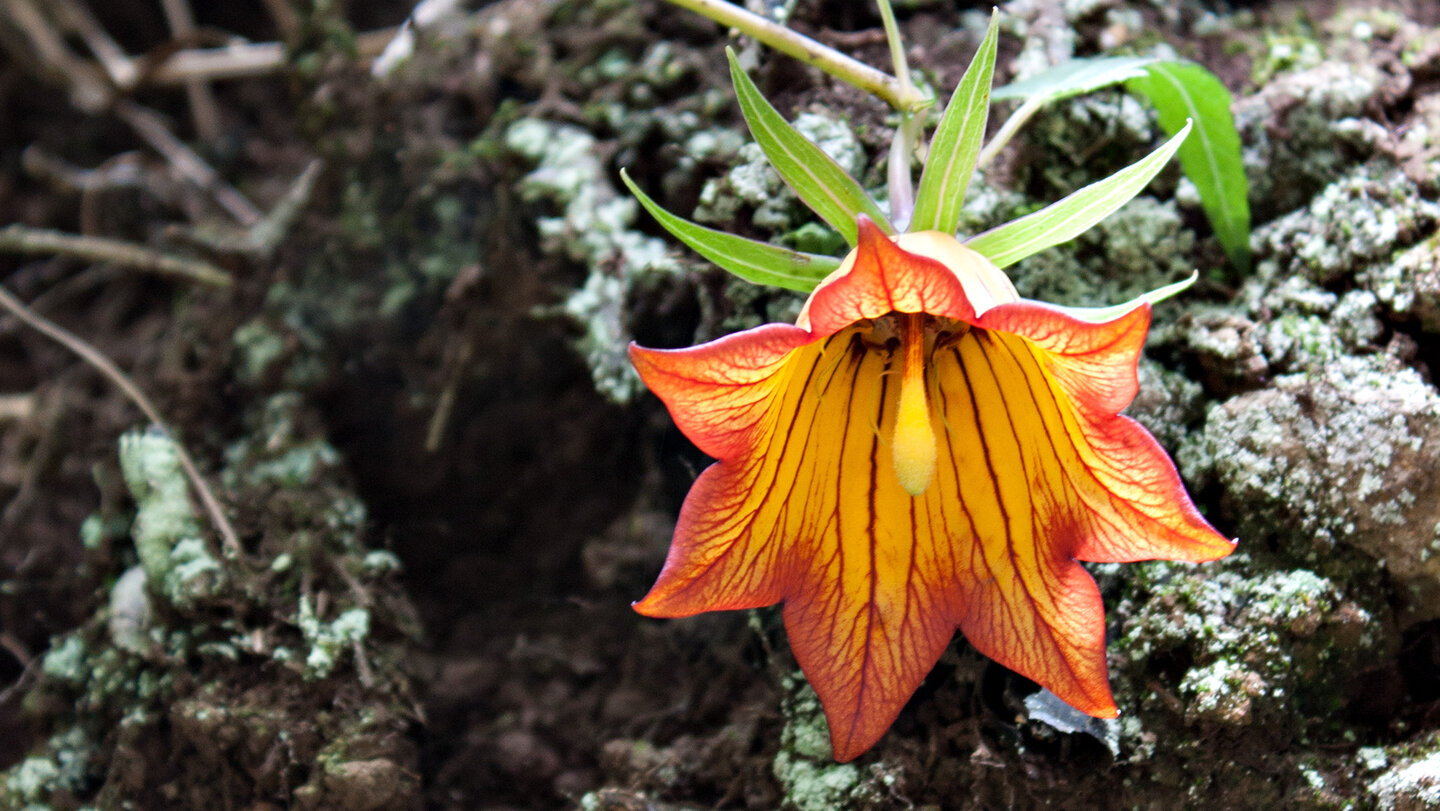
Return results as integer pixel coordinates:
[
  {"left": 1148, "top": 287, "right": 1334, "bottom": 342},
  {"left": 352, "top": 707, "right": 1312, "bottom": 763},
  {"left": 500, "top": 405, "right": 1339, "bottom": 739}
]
[
  {"left": 0, "top": 224, "right": 233, "bottom": 288},
  {"left": 0, "top": 285, "right": 242, "bottom": 557},
  {"left": 113, "top": 99, "right": 263, "bottom": 226},
  {"left": 0, "top": 0, "right": 110, "bottom": 111},
  {"left": 51, "top": 0, "right": 139, "bottom": 88},
  {"left": 159, "top": 0, "right": 222, "bottom": 141}
]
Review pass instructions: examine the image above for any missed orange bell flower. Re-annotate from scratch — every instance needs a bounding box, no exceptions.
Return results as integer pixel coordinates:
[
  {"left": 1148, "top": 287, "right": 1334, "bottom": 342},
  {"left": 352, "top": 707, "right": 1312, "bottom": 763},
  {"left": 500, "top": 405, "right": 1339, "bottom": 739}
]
[{"left": 631, "top": 216, "right": 1234, "bottom": 761}]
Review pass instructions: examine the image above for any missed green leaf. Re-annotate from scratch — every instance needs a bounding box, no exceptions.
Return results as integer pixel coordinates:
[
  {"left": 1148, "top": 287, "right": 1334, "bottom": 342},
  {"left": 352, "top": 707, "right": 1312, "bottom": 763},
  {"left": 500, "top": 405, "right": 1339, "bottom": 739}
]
[
  {"left": 966, "top": 120, "right": 1191, "bottom": 268},
  {"left": 621, "top": 169, "right": 841, "bottom": 292},
  {"left": 990, "top": 55, "right": 1156, "bottom": 103},
  {"left": 1049, "top": 272, "right": 1197, "bottom": 322},
  {"left": 910, "top": 11, "right": 998, "bottom": 235},
  {"left": 1127, "top": 61, "right": 1251, "bottom": 272},
  {"left": 727, "top": 47, "right": 893, "bottom": 245}
]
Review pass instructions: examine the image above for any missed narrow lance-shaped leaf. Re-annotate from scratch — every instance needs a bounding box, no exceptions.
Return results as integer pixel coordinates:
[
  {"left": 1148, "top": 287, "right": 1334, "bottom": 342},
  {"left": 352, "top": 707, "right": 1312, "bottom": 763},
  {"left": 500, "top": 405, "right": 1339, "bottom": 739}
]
[
  {"left": 1127, "top": 61, "right": 1251, "bottom": 273},
  {"left": 726, "top": 47, "right": 893, "bottom": 245},
  {"left": 621, "top": 169, "right": 841, "bottom": 292},
  {"left": 980, "top": 55, "right": 1159, "bottom": 175},
  {"left": 990, "top": 55, "right": 1157, "bottom": 103},
  {"left": 966, "top": 120, "right": 1191, "bottom": 268},
  {"left": 1048, "top": 272, "right": 1197, "bottom": 323},
  {"left": 909, "top": 10, "right": 998, "bottom": 235}
]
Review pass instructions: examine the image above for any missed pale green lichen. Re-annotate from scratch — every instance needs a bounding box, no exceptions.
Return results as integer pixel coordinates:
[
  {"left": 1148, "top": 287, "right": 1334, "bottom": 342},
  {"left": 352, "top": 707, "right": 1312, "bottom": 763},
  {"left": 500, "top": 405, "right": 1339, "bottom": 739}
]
[
  {"left": 297, "top": 596, "right": 371, "bottom": 680},
  {"left": 1362, "top": 232, "right": 1440, "bottom": 332},
  {"left": 118, "top": 431, "right": 224, "bottom": 609},
  {"left": 1180, "top": 354, "right": 1440, "bottom": 622},
  {"left": 1254, "top": 313, "right": 1347, "bottom": 374},
  {"left": 1178, "top": 658, "right": 1268, "bottom": 725},
  {"left": 1115, "top": 557, "right": 1375, "bottom": 726},
  {"left": 231, "top": 319, "right": 288, "bottom": 385},
  {"left": 1256, "top": 162, "right": 1439, "bottom": 286},
  {"left": 2, "top": 727, "right": 93, "bottom": 805},
  {"left": 1251, "top": 33, "right": 1325, "bottom": 85},
  {"left": 1359, "top": 746, "right": 1389, "bottom": 772},
  {"left": 41, "top": 635, "right": 88, "bottom": 685},
  {"left": 1332, "top": 290, "right": 1384, "bottom": 349},
  {"left": 362, "top": 550, "right": 403, "bottom": 575},
  {"left": 506, "top": 117, "right": 680, "bottom": 402},
  {"left": 222, "top": 393, "right": 348, "bottom": 505},
  {"left": 772, "top": 675, "right": 878, "bottom": 811},
  {"left": 1370, "top": 750, "right": 1440, "bottom": 809}
]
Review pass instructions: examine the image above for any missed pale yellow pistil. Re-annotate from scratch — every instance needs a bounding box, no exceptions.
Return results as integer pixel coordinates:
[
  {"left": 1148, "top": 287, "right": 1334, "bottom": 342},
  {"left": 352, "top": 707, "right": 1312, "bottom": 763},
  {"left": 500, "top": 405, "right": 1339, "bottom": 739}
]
[{"left": 891, "top": 314, "right": 936, "bottom": 496}]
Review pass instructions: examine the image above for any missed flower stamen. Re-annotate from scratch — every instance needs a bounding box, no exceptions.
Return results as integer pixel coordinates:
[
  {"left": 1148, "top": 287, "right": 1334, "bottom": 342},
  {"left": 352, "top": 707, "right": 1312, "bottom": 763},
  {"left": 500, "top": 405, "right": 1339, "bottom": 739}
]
[{"left": 891, "top": 313, "right": 936, "bottom": 496}]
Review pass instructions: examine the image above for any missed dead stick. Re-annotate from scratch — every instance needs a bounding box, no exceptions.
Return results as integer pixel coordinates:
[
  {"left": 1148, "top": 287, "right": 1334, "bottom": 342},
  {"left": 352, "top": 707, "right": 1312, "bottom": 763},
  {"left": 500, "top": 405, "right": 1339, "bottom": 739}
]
[
  {"left": 114, "top": 99, "right": 262, "bottom": 226},
  {"left": 51, "top": 0, "right": 139, "bottom": 88},
  {"left": 147, "top": 28, "right": 398, "bottom": 86},
  {"left": 0, "top": 224, "right": 233, "bottom": 288},
  {"left": 159, "top": 0, "right": 221, "bottom": 141},
  {"left": 0, "top": 0, "right": 111, "bottom": 111},
  {"left": 0, "top": 284, "right": 242, "bottom": 557}
]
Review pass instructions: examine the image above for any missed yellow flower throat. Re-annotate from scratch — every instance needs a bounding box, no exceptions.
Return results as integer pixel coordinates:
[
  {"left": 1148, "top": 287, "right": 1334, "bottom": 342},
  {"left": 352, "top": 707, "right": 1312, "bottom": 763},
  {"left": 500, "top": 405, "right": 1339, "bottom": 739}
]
[{"left": 891, "top": 314, "right": 937, "bottom": 497}]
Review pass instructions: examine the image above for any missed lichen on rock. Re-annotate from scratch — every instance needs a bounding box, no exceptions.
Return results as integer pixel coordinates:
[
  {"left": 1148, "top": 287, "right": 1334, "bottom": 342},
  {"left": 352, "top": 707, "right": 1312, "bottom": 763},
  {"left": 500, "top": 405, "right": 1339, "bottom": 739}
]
[
  {"left": 1233, "top": 60, "right": 1386, "bottom": 219},
  {"left": 1256, "top": 162, "right": 1440, "bottom": 287},
  {"left": 1363, "top": 232, "right": 1440, "bottom": 333},
  {"left": 506, "top": 117, "right": 681, "bottom": 402},
  {"left": 118, "top": 430, "right": 225, "bottom": 609},
  {"left": 1370, "top": 746, "right": 1440, "bottom": 810},
  {"left": 1114, "top": 556, "right": 1380, "bottom": 729},
  {"left": 694, "top": 111, "right": 869, "bottom": 236},
  {"left": 1182, "top": 354, "right": 1440, "bottom": 625},
  {"left": 772, "top": 675, "right": 873, "bottom": 811}
]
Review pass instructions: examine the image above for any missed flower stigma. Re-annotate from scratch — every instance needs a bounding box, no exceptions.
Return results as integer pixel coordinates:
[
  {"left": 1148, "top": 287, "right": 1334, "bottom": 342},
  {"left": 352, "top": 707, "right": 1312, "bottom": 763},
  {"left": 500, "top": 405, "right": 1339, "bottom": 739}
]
[{"left": 891, "top": 313, "right": 936, "bottom": 496}]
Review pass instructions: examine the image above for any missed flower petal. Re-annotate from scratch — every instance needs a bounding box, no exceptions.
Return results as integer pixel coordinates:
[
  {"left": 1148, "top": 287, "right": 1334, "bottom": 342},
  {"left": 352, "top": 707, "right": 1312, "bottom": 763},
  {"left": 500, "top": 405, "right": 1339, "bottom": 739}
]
[
  {"left": 628, "top": 324, "right": 813, "bottom": 461},
  {"left": 975, "top": 303, "right": 1235, "bottom": 562},
  {"left": 635, "top": 328, "right": 963, "bottom": 760},
  {"left": 798, "top": 217, "right": 979, "bottom": 335},
  {"left": 930, "top": 330, "right": 1116, "bottom": 715}
]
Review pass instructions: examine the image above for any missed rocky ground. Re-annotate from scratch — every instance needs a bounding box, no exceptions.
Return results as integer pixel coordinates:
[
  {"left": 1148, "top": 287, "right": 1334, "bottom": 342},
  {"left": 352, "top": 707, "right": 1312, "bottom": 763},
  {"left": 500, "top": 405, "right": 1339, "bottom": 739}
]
[{"left": 2, "top": 0, "right": 1440, "bottom": 808}]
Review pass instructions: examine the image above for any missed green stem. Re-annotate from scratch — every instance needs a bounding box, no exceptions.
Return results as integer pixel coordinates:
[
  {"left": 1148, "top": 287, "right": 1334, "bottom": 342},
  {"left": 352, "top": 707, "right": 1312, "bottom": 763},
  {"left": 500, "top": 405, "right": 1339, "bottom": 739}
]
[
  {"left": 876, "top": 0, "right": 917, "bottom": 227},
  {"left": 976, "top": 95, "right": 1044, "bottom": 169},
  {"left": 875, "top": 0, "right": 912, "bottom": 103},
  {"left": 663, "top": 0, "right": 925, "bottom": 113},
  {"left": 887, "top": 111, "right": 922, "bottom": 229}
]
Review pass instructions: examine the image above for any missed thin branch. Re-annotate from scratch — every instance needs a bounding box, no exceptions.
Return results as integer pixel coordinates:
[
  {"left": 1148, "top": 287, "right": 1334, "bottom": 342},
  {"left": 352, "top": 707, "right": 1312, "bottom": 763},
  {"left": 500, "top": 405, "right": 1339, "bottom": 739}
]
[
  {"left": 113, "top": 99, "right": 263, "bottom": 226},
  {"left": 976, "top": 95, "right": 1045, "bottom": 169},
  {"left": 0, "top": 285, "right": 242, "bottom": 557},
  {"left": 876, "top": 0, "right": 917, "bottom": 228},
  {"left": 51, "top": 0, "right": 139, "bottom": 88},
  {"left": 0, "top": 224, "right": 233, "bottom": 288},
  {"left": 0, "top": 0, "right": 111, "bottom": 111},
  {"left": 147, "top": 28, "right": 398, "bottom": 86},
  {"left": 661, "top": 0, "right": 923, "bottom": 113},
  {"left": 149, "top": 40, "right": 286, "bottom": 84},
  {"left": 159, "top": 0, "right": 222, "bottom": 141},
  {"left": 875, "top": 0, "right": 913, "bottom": 105}
]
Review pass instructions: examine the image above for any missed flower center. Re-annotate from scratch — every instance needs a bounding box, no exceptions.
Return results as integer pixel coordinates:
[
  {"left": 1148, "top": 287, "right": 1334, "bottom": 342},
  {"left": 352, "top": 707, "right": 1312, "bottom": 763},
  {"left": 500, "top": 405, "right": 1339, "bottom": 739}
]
[{"left": 891, "top": 313, "right": 936, "bottom": 497}]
